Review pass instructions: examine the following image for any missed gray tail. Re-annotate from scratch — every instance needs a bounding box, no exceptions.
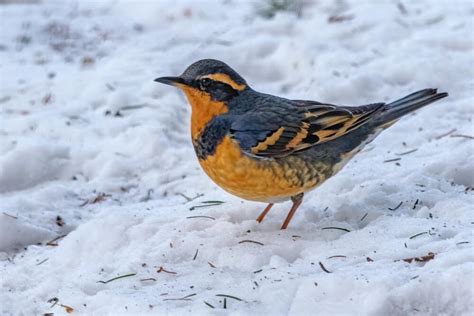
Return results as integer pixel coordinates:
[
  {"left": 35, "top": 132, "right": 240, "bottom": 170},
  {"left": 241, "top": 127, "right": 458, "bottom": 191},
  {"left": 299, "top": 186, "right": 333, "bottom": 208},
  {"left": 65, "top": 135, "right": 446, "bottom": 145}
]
[{"left": 375, "top": 89, "right": 448, "bottom": 127}]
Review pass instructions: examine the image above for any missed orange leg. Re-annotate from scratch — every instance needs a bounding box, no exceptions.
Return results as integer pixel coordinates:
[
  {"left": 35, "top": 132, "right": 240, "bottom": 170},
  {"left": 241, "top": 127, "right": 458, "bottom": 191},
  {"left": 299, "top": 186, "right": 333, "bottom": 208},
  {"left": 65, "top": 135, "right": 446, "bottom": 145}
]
[
  {"left": 256, "top": 203, "right": 274, "bottom": 223},
  {"left": 281, "top": 193, "right": 304, "bottom": 230}
]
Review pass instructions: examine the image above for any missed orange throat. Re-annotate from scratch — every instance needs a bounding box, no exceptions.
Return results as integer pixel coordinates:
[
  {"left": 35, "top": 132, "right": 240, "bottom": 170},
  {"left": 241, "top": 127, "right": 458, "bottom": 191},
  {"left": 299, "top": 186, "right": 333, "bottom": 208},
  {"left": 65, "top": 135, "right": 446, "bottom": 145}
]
[{"left": 178, "top": 85, "right": 228, "bottom": 139}]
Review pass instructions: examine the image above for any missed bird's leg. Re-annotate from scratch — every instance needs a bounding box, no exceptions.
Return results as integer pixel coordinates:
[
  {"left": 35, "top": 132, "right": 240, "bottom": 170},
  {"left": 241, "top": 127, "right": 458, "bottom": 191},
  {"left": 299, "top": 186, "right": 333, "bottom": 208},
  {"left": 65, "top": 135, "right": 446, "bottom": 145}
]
[
  {"left": 256, "top": 203, "right": 274, "bottom": 223},
  {"left": 281, "top": 193, "right": 304, "bottom": 230}
]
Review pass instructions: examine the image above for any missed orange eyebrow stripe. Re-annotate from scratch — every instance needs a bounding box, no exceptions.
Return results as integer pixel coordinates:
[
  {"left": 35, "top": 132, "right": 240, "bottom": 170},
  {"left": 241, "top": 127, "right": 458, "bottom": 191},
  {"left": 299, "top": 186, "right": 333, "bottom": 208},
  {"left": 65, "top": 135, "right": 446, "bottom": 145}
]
[{"left": 202, "top": 73, "right": 246, "bottom": 91}]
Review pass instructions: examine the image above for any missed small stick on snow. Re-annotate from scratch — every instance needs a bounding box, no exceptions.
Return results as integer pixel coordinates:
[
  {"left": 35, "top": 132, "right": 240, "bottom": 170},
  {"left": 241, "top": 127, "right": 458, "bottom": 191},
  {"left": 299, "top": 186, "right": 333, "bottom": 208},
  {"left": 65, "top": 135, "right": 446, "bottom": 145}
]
[
  {"left": 47, "top": 297, "right": 59, "bottom": 308},
  {"left": 208, "top": 262, "right": 217, "bottom": 268},
  {"left": 163, "top": 293, "right": 196, "bottom": 301},
  {"left": 59, "top": 304, "right": 74, "bottom": 313},
  {"left": 2, "top": 212, "right": 18, "bottom": 219},
  {"left": 327, "top": 255, "right": 347, "bottom": 259},
  {"left": 321, "top": 227, "right": 351, "bottom": 233},
  {"left": 388, "top": 201, "right": 403, "bottom": 211},
  {"left": 450, "top": 134, "right": 474, "bottom": 140},
  {"left": 412, "top": 199, "right": 419, "bottom": 209},
  {"left": 383, "top": 158, "right": 402, "bottom": 163},
  {"left": 216, "top": 294, "right": 243, "bottom": 301},
  {"left": 189, "top": 201, "right": 224, "bottom": 210},
  {"left": 435, "top": 128, "right": 456, "bottom": 140},
  {"left": 409, "top": 232, "right": 428, "bottom": 239},
  {"left": 318, "top": 261, "right": 332, "bottom": 273},
  {"left": 395, "top": 148, "right": 418, "bottom": 156},
  {"left": 36, "top": 258, "right": 49, "bottom": 266},
  {"left": 177, "top": 192, "right": 203, "bottom": 202},
  {"left": 157, "top": 267, "right": 177, "bottom": 274},
  {"left": 238, "top": 239, "right": 264, "bottom": 246},
  {"left": 399, "top": 252, "right": 435, "bottom": 263},
  {"left": 186, "top": 216, "right": 216, "bottom": 220},
  {"left": 46, "top": 234, "right": 68, "bottom": 246},
  {"left": 97, "top": 273, "right": 137, "bottom": 284}
]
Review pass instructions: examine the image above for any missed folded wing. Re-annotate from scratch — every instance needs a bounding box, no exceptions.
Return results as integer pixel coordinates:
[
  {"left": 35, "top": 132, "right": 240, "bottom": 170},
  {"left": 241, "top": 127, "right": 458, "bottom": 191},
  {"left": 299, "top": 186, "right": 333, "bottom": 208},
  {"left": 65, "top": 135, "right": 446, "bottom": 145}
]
[{"left": 230, "top": 100, "right": 385, "bottom": 158}]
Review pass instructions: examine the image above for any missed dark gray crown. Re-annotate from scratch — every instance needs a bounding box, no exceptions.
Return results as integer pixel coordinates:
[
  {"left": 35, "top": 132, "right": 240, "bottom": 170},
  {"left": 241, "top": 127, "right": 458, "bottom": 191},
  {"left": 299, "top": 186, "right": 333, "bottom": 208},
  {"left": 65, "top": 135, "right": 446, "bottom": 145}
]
[{"left": 181, "top": 59, "right": 246, "bottom": 85}]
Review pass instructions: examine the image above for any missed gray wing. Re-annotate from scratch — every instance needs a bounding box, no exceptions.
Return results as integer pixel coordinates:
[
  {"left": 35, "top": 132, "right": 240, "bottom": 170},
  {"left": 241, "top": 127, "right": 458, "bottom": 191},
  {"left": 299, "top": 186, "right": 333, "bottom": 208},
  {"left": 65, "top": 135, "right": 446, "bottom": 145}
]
[{"left": 230, "top": 99, "right": 385, "bottom": 158}]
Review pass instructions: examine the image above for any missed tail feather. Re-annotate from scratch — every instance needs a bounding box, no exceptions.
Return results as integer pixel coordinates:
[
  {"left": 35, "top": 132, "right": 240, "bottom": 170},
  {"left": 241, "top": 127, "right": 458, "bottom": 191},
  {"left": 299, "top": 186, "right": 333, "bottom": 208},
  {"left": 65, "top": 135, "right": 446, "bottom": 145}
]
[{"left": 375, "top": 89, "right": 448, "bottom": 127}]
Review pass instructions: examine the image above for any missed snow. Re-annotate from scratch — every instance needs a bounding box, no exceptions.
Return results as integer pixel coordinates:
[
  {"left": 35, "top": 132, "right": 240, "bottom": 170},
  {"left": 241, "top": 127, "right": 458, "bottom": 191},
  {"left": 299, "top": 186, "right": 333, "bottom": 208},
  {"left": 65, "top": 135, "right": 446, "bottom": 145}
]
[{"left": 0, "top": 0, "right": 473, "bottom": 315}]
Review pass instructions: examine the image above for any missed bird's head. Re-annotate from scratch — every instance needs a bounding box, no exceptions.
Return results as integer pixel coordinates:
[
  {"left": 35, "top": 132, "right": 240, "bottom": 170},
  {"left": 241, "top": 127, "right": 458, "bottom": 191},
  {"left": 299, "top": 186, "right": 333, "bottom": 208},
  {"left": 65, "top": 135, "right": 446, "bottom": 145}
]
[{"left": 155, "top": 59, "right": 248, "bottom": 137}]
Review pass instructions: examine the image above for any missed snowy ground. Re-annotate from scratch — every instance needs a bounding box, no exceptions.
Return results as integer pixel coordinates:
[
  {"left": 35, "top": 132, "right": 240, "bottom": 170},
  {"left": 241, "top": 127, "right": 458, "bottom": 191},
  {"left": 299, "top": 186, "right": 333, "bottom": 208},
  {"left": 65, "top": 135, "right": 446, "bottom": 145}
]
[{"left": 0, "top": 0, "right": 473, "bottom": 315}]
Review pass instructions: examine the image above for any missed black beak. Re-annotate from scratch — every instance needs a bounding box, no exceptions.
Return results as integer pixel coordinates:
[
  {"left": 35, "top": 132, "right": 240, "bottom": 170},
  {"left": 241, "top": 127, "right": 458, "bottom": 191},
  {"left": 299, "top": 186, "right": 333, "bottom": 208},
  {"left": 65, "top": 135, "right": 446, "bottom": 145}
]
[{"left": 154, "top": 76, "right": 186, "bottom": 86}]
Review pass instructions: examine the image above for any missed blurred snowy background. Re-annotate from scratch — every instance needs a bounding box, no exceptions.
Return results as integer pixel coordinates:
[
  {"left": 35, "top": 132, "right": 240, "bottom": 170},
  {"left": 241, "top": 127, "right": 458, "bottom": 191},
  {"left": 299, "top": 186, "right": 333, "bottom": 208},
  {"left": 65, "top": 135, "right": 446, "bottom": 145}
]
[{"left": 0, "top": 0, "right": 473, "bottom": 315}]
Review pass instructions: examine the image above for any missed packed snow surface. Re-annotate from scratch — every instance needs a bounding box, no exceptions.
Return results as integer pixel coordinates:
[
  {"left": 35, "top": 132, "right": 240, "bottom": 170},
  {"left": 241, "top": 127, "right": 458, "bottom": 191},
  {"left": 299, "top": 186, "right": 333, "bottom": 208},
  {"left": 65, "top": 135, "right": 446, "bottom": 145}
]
[{"left": 1, "top": 0, "right": 473, "bottom": 315}]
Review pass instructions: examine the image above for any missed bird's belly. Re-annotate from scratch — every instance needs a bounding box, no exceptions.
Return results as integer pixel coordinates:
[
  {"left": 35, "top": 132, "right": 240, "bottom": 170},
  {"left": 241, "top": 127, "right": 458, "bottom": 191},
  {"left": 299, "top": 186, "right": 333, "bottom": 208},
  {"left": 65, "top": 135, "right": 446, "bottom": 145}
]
[{"left": 197, "top": 136, "right": 331, "bottom": 202}]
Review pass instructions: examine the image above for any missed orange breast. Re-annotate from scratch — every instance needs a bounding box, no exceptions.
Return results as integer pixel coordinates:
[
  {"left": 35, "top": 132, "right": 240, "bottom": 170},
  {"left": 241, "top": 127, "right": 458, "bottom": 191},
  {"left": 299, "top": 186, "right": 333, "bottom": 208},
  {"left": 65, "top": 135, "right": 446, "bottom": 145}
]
[
  {"left": 179, "top": 85, "right": 228, "bottom": 139},
  {"left": 198, "top": 136, "right": 327, "bottom": 202}
]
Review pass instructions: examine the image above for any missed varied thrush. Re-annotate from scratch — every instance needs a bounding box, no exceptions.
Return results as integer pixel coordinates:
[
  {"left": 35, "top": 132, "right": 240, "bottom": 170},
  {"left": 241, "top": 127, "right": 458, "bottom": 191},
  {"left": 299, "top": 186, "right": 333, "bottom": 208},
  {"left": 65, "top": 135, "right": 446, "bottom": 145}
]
[{"left": 155, "top": 59, "right": 448, "bottom": 229}]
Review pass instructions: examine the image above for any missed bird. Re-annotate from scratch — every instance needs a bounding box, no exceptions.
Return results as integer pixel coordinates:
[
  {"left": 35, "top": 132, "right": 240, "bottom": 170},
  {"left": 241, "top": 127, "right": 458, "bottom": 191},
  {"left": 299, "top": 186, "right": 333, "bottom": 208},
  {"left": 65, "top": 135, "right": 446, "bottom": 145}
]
[{"left": 155, "top": 59, "right": 448, "bottom": 229}]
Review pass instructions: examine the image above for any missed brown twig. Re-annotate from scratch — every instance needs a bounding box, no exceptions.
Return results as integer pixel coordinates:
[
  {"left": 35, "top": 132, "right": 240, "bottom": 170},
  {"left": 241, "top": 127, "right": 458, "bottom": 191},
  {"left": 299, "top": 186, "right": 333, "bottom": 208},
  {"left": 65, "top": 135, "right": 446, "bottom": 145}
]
[
  {"left": 59, "top": 304, "right": 74, "bottom": 313},
  {"left": 157, "top": 267, "right": 177, "bottom": 274},
  {"left": 80, "top": 193, "right": 111, "bottom": 207},
  {"left": 46, "top": 234, "right": 68, "bottom": 246},
  {"left": 208, "top": 262, "right": 216, "bottom": 268},
  {"left": 400, "top": 252, "right": 435, "bottom": 263}
]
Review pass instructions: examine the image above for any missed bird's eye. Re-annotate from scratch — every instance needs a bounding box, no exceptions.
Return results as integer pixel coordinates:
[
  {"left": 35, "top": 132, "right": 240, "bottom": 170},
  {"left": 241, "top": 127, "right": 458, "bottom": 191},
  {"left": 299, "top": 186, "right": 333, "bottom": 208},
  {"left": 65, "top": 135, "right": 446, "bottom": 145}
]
[{"left": 200, "top": 78, "right": 212, "bottom": 89}]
